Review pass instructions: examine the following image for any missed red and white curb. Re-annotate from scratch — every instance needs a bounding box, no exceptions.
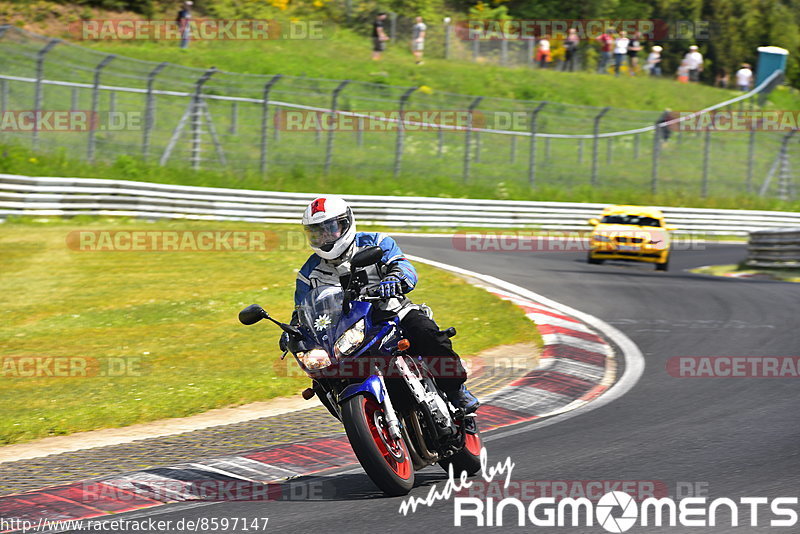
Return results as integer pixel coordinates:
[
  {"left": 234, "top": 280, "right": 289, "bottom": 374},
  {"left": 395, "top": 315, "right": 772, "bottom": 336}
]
[{"left": 0, "top": 257, "right": 643, "bottom": 532}]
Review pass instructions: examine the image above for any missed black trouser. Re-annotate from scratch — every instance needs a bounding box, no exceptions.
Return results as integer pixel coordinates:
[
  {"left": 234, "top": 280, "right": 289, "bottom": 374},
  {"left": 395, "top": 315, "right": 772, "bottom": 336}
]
[{"left": 400, "top": 309, "right": 467, "bottom": 394}]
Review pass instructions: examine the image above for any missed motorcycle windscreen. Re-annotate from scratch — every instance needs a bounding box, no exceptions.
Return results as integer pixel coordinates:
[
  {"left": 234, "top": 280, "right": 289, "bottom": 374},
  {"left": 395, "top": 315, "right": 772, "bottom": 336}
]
[{"left": 297, "top": 285, "right": 345, "bottom": 346}]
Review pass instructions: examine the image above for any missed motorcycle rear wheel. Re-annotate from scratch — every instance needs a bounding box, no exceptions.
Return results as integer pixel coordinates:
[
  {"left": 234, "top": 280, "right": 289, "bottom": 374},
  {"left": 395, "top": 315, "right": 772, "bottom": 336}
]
[
  {"left": 342, "top": 394, "right": 415, "bottom": 496},
  {"left": 439, "top": 417, "right": 483, "bottom": 476}
]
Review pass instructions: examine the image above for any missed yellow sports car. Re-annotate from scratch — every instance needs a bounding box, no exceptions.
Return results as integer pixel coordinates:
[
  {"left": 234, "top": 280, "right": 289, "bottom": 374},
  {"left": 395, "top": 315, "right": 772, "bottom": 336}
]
[{"left": 587, "top": 205, "right": 676, "bottom": 271}]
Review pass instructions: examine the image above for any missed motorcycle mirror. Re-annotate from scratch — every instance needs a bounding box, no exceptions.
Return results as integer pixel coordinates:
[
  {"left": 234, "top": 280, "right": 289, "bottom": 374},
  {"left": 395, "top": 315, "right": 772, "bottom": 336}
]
[
  {"left": 351, "top": 246, "right": 383, "bottom": 269},
  {"left": 239, "top": 304, "right": 268, "bottom": 325}
]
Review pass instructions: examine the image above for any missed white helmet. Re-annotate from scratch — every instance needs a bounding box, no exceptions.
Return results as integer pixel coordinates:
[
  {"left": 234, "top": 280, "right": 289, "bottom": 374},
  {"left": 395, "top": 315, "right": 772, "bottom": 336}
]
[{"left": 301, "top": 196, "right": 356, "bottom": 260}]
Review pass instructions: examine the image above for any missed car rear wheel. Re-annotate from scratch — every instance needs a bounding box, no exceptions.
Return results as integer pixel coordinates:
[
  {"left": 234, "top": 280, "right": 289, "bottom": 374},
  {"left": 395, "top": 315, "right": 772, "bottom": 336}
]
[
  {"left": 655, "top": 259, "right": 669, "bottom": 271},
  {"left": 587, "top": 253, "right": 604, "bottom": 265}
]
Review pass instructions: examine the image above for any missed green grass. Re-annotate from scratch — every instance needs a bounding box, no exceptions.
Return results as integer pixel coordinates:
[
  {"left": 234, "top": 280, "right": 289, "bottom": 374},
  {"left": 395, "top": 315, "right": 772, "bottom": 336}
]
[
  {"left": 78, "top": 27, "right": 800, "bottom": 111},
  {"left": 0, "top": 217, "right": 539, "bottom": 445}
]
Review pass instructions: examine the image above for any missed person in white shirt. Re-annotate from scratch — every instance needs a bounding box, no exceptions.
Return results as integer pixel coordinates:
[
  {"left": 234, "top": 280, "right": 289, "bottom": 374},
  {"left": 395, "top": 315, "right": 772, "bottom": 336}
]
[
  {"left": 645, "top": 45, "right": 662, "bottom": 76},
  {"left": 684, "top": 45, "right": 704, "bottom": 82},
  {"left": 613, "top": 30, "right": 630, "bottom": 76},
  {"left": 735, "top": 63, "right": 753, "bottom": 91},
  {"left": 411, "top": 16, "right": 427, "bottom": 65}
]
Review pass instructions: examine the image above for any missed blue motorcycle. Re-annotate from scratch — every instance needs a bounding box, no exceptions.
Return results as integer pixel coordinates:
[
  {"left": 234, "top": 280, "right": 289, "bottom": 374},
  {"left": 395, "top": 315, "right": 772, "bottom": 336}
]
[{"left": 239, "top": 246, "right": 483, "bottom": 496}]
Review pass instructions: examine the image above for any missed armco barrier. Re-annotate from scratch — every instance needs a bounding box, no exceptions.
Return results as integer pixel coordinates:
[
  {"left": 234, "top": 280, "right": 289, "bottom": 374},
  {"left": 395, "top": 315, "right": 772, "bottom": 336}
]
[
  {"left": 746, "top": 228, "right": 800, "bottom": 267},
  {"left": 1, "top": 174, "right": 800, "bottom": 234}
]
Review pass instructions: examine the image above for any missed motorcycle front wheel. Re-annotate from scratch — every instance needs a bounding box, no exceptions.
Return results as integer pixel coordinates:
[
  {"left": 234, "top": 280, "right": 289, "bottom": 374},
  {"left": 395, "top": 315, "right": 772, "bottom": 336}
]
[{"left": 342, "top": 394, "right": 415, "bottom": 496}]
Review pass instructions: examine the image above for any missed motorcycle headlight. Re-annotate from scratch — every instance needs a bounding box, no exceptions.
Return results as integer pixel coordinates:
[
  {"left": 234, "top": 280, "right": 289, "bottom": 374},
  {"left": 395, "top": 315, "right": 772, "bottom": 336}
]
[
  {"left": 593, "top": 234, "right": 613, "bottom": 242},
  {"left": 297, "top": 349, "right": 332, "bottom": 370},
  {"left": 334, "top": 319, "right": 366, "bottom": 358}
]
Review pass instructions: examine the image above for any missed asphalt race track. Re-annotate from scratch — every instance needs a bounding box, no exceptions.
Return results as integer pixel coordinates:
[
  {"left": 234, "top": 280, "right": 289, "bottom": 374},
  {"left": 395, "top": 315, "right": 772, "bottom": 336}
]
[{"left": 57, "top": 238, "right": 799, "bottom": 533}]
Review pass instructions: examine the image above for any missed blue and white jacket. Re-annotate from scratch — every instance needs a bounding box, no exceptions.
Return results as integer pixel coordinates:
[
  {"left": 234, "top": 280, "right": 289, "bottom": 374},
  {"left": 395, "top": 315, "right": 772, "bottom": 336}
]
[{"left": 295, "top": 232, "right": 419, "bottom": 317}]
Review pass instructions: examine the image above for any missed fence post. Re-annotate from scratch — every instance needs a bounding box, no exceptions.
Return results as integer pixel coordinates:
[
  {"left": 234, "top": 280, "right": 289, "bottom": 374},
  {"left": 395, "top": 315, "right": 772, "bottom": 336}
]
[
  {"left": 746, "top": 127, "right": 756, "bottom": 193},
  {"left": 591, "top": 107, "right": 610, "bottom": 187},
  {"left": 393, "top": 87, "right": 417, "bottom": 178},
  {"left": 606, "top": 137, "right": 612, "bottom": 164},
  {"left": 776, "top": 129, "right": 797, "bottom": 201},
  {"left": 0, "top": 79, "right": 6, "bottom": 116},
  {"left": 437, "top": 126, "right": 444, "bottom": 157},
  {"left": 389, "top": 12, "right": 397, "bottom": 41},
  {"left": 472, "top": 39, "right": 479, "bottom": 62},
  {"left": 33, "top": 38, "right": 59, "bottom": 150},
  {"left": 443, "top": 18, "right": 451, "bottom": 60},
  {"left": 87, "top": 54, "right": 115, "bottom": 164},
  {"left": 142, "top": 62, "right": 166, "bottom": 160},
  {"left": 462, "top": 96, "right": 483, "bottom": 182},
  {"left": 260, "top": 74, "right": 282, "bottom": 176},
  {"left": 578, "top": 138, "right": 584, "bottom": 164},
  {"left": 526, "top": 39, "right": 534, "bottom": 66},
  {"left": 527, "top": 102, "right": 547, "bottom": 186},
  {"left": 701, "top": 128, "right": 711, "bottom": 198},
  {"left": 545, "top": 137, "right": 551, "bottom": 160},
  {"left": 500, "top": 39, "right": 508, "bottom": 66},
  {"left": 71, "top": 88, "right": 78, "bottom": 111},
  {"left": 229, "top": 102, "right": 238, "bottom": 134},
  {"left": 651, "top": 128, "right": 661, "bottom": 194},
  {"left": 324, "top": 80, "right": 350, "bottom": 175},
  {"left": 189, "top": 67, "right": 216, "bottom": 171},
  {"left": 510, "top": 135, "right": 516, "bottom": 163},
  {"left": 633, "top": 133, "right": 640, "bottom": 160}
]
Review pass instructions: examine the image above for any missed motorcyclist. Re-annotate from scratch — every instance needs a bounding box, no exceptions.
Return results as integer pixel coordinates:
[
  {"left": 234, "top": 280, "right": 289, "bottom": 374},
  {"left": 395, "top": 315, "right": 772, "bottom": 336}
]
[{"left": 281, "top": 195, "right": 480, "bottom": 414}]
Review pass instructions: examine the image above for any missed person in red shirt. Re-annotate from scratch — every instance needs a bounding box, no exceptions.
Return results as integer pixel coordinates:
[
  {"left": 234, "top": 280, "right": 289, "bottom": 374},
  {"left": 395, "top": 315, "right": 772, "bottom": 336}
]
[{"left": 596, "top": 29, "right": 614, "bottom": 74}]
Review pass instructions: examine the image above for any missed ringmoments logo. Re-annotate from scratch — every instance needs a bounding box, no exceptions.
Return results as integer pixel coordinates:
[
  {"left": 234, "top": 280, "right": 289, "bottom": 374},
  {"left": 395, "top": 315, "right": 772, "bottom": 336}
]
[{"left": 451, "top": 493, "right": 799, "bottom": 529}]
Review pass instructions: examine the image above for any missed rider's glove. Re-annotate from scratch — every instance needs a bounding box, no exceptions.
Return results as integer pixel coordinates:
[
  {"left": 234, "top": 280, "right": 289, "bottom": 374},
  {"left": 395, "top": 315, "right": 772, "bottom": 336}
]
[
  {"left": 379, "top": 274, "right": 404, "bottom": 298},
  {"left": 279, "top": 331, "right": 290, "bottom": 352}
]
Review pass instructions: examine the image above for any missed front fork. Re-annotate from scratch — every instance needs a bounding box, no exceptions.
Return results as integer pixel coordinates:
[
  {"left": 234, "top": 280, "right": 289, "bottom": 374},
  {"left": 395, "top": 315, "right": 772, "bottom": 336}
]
[{"left": 376, "top": 370, "right": 403, "bottom": 440}]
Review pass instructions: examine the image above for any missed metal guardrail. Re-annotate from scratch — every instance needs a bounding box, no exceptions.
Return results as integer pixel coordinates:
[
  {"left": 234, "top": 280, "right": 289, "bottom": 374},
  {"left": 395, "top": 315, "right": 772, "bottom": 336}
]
[
  {"left": 746, "top": 228, "right": 800, "bottom": 268},
  {"left": 2, "top": 174, "right": 800, "bottom": 235}
]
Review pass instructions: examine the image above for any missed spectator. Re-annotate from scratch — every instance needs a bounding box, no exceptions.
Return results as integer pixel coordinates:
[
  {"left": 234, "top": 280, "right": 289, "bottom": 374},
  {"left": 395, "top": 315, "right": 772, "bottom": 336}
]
[
  {"left": 411, "top": 16, "right": 427, "bottom": 65},
  {"left": 684, "top": 45, "right": 703, "bottom": 82},
  {"left": 596, "top": 28, "right": 614, "bottom": 73},
  {"left": 536, "top": 34, "right": 552, "bottom": 68},
  {"left": 676, "top": 58, "right": 690, "bottom": 83},
  {"left": 176, "top": 1, "right": 192, "bottom": 50},
  {"left": 372, "top": 13, "right": 389, "bottom": 60},
  {"left": 656, "top": 108, "right": 673, "bottom": 141},
  {"left": 715, "top": 69, "right": 730, "bottom": 88},
  {"left": 613, "top": 30, "right": 629, "bottom": 76},
  {"left": 562, "top": 28, "right": 580, "bottom": 72},
  {"left": 627, "top": 31, "right": 643, "bottom": 75},
  {"left": 735, "top": 63, "right": 753, "bottom": 91},
  {"left": 645, "top": 45, "right": 662, "bottom": 76}
]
